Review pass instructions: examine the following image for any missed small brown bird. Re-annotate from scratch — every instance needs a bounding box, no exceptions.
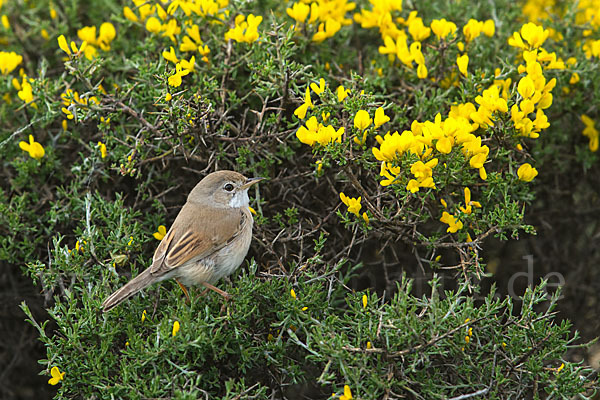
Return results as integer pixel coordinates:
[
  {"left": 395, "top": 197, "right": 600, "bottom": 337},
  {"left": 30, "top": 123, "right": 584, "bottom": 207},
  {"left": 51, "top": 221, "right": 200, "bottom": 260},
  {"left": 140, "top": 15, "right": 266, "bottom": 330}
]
[{"left": 101, "top": 170, "right": 263, "bottom": 312}]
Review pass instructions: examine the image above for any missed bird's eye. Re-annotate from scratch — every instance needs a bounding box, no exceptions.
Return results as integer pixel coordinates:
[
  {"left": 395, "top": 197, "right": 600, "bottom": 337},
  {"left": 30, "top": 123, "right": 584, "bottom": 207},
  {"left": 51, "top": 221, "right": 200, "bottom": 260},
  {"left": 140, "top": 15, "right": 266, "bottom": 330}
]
[{"left": 224, "top": 183, "right": 234, "bottom": 192}]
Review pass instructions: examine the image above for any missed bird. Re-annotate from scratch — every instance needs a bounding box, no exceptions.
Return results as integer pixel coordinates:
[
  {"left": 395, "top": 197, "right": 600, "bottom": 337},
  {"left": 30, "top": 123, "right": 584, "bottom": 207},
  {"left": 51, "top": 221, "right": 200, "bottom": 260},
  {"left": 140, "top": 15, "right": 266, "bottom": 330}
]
[{"left": 101, "top": 170, "right": 263, "bottom": 312}]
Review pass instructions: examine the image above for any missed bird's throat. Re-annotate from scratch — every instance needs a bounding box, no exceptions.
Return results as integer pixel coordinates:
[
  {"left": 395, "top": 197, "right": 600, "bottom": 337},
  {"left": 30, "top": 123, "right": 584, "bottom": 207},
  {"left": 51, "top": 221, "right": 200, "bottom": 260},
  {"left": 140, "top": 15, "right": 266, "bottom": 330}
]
[{"left": 229, "top": 190, "right": 250, "bottom": 208}]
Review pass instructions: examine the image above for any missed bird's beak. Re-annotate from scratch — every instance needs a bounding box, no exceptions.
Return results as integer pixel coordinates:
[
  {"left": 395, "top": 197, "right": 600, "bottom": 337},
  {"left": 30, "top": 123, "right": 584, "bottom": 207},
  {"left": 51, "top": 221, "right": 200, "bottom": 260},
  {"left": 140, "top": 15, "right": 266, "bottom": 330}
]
[{"left": 241, "top": 177, "right": 265, "bottom": 190}]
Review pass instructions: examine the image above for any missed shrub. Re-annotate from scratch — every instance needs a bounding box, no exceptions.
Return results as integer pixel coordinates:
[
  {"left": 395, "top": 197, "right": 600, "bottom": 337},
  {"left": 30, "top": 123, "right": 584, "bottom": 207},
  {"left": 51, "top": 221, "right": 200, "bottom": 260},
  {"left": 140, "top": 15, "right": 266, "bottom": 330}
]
[{"left": 2, "top": 0, "right": 598, "bottom": 398}]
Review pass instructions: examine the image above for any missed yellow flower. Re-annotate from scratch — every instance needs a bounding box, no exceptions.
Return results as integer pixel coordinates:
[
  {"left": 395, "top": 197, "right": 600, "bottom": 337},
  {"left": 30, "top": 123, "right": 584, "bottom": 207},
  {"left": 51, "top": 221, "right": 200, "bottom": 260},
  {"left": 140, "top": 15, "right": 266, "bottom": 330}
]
[
  {"left": 353, "top": 110, "right": 372, "bottom": 130},
  {"left": 436, "top": 137, "right": 452, "bottom": 154},
  {"left": 165, "top": 92, "right": 172, "bottom": 101},
  {"left": 569, "top": 73, "right": 580, "bottom": 85},
  {"left": 98, "top": 22, "right": 116, "bottom": 50},
  {"left": 411, "top": 159, "right": 438, "bottom": 181},
  {"left": 168, "top": 63, "right": 190, "bottom": 87},
  {"left": 374, "top": 107, "right": 390, "bottom": 128},
  {"left": 310, "top": 78, "right": 326, "bottom": 95},
  {"left": 362, "top": 294, "right": 367, "bottom": 308},
  {"left": 180, "top": 55, "right": 196, "bottom": 72},
  {"left": 296, "top": 116, "right": 344, "bottom": 146},
  {"left": 517, "top": 163, "right": 538, "bottom": 182},
  {"left": 17, "top": 77, "right": 36, "bottom": 107},
  {"left": 407, "top": 16, "right": 431, "bottom": 41},
  {"left": 457, "top": 54, "right": 469, "bottom": 77},
  {"left": 0, "top": 51, "right": 22, "bottom": 75},
  {"left": 97, "top": 141, "right": 107, "bottom": 159},
  {"left": 123, "top": 6, "right": 138, "bottom": 22},
  {"left": 290, "top": 288, "right": 297, "bottom": 299},
  {"left": 287, "top": 2, "right": 310, "bottom": 23},
  {"left": 469, "top": 153, "right": 487, "bottom": 169},
  {"left": 417, "top": 63, "right": 427, "bottom": 79},
  {"left": 517, "top": 76, "right": 535, "bottom": 99},
  {"left": 161, "top": 19, "right": 181, "bottom": 43},
  {"left": 48, "top": 366, "right": 65, "bottom": 385},
  {"left": 312, "top": 19, "right": 342, "bottom": 43},
  {"left": 362, "top": 212, "right": 369, "bottom": 225},
  {"left": 141, "top": 309, "right": 147, "bottom": 322},
  {"left": 294, "top": 87, "right": 313, "bottom": 119},
  {"left": 340, "top": 192, "right": 362, "bottom": 216},
  {"left": 146, "top": 17, "right": 162, "bottom": 33},
  {"left": 172, "top": 320, "right": 180, "bottom": 337},
  {"left": 225, "top": 14, "right": 262, "bottom": 43},
  {"left": 431, "top": 18, "right": 457, "bottom": 40},
  {"left": 340, "top": 385, "right": 353, "bottom": 400},
  {"left": 440, "top": 211, "right": 463, "bottom": 233},
  {"left": 459, "top": 187, "right": 481, "bottom": 214},
  {"left": 171, "top": 321, "right": 179, "bottom": 336},
  {"left": 482, "top": 19, "right": 495, "bottom": 37},
  {"left": 462, "top": 19, "right": 484, "bottom": 43},
  {"left": 337, "top": 85, "right": 350, "bottom": 102},
  {"left": 406, "top": 179, "right": 420, "bottom": 193},
  {"left": 57, "top": 35, "right": 71, "bottom": 55},
  {"left": 153, "top": 225, "right": 167, "bottom": 240},
  {"left": 508, "top": 22, "right": 549, "bottom": 50},
  {"left": 162, "top": 46, "right": 178, "bottom": 64},
  {"left": 19, "top": 135, "right": 45, "bottom": 160},
  {"left": 581, "top": 114, "right": 599, "bottom": 152}
]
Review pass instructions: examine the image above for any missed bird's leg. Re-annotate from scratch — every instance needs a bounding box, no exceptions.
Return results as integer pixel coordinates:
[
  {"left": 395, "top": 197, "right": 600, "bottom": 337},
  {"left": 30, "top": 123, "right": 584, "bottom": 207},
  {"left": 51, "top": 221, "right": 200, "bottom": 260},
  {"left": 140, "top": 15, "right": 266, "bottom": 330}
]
[
  {"left": 201, "top": 282, "right": 231, "bottom": 300},
  {"left": 175, "top": 278, "right": 191, "bottom": 304}
]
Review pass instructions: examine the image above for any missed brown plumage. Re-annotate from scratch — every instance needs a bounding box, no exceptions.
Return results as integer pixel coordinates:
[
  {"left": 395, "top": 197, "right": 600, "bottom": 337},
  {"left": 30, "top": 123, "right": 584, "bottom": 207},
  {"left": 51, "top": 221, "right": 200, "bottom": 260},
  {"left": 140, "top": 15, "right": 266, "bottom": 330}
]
[{"left": 101, "top": 170, "right": 262, "bottom": 312}]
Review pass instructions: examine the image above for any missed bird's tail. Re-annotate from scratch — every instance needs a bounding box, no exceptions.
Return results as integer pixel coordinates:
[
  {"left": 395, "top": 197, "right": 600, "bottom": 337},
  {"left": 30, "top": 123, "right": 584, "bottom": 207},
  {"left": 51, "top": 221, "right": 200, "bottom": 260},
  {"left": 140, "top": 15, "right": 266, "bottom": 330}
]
[{"left": 102, "top": 268, "right": 157, "bottom": 312}]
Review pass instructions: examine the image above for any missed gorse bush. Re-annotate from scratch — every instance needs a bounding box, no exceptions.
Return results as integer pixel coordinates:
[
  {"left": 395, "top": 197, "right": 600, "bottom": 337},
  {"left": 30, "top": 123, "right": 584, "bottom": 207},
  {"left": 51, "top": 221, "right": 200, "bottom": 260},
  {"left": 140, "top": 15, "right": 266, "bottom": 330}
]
[{"left": 1, "top": 0, "right": 599, "bottom": 398}]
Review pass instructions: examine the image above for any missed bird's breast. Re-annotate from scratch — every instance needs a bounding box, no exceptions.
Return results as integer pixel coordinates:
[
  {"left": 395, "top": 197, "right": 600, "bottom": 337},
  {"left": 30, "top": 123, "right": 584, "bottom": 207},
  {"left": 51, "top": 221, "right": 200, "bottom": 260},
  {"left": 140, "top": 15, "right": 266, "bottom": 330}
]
[{"left": 212, "top": 212, "right": 253, "bottom": 281}]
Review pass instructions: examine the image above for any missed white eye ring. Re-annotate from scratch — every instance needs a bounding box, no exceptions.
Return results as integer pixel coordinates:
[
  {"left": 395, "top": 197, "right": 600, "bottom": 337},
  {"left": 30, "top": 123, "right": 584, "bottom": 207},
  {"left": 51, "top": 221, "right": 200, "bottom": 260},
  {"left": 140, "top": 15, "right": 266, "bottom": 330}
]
[{"left": 224, "top": 183, "right": 234, "bottom": 192}]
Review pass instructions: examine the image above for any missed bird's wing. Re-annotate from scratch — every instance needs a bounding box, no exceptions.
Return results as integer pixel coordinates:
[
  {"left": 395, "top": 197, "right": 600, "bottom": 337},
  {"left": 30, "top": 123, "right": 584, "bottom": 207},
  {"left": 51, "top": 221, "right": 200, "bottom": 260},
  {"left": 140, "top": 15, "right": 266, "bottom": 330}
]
[{"left": 149, "top": 203, "right": 247, "bottom": 276}]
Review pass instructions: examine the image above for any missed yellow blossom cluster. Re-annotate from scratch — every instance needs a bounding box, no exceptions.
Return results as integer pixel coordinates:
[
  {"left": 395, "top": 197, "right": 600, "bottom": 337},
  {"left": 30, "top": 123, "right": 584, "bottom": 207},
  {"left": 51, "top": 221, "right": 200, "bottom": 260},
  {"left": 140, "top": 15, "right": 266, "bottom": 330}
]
[
  {"left": 225, "top": 14, "right": 262, "bottom": 43},
  {"left": 352, "top": 107, "right": 390, "bottom": 145},
  {"left": 296, "top": 116, "right": 344, "bottom": 146},
  {"left": 124, "top": 0, "right": 229, "bottom": 26},
  {"left": 522, "top": 0, "right": 600, "bottom": 58},
  {"left": 508, "top": 24, "right": 560, "bottom": 140},
  {"left": 357, "top": 3, "right": 494, "bottom": 80},
  {"left": 124, "top": 0, "right": 230, "bottom": 69},
  {"left": 373, "top": 108, "right": 490, "bottom": 191},
  {"left": 180, "top": 24, "right": 211, "bottom": 62},
  {"left": 286, "top": 0, "right": 356, "bottom": 43},
  {"left": 518, "top": 1, "right": 599, "bottom": 151},
  {"left": 76, "top": 22, "right": 117, "bottom": 59}
]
